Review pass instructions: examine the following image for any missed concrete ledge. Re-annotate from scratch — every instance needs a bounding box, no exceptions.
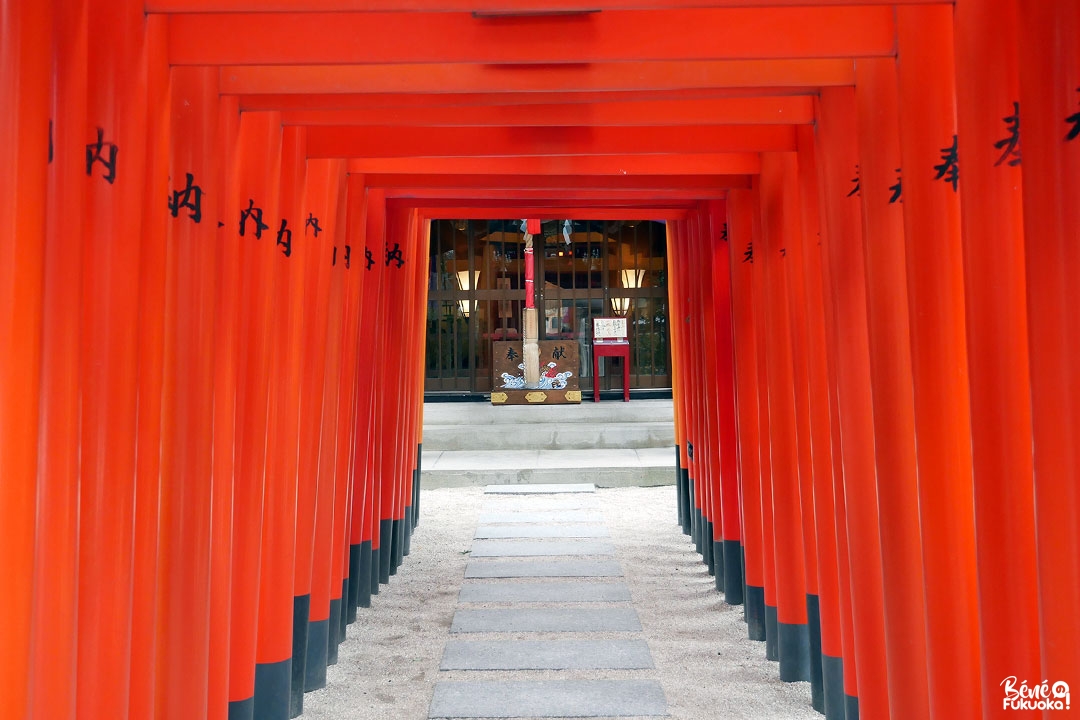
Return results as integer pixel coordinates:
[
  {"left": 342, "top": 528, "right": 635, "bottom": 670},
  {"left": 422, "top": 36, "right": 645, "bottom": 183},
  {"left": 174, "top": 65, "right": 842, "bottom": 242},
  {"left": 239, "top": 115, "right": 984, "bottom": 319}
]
[
  {"left": 450, "top": 607, "right": 642, "bottom": 633},
  {"left": 423, "top": 399, "right": 674, "bottom": 427},
  {"left": 440, "top": 639, "right": 654, "bottom": 670},
  {"left": 424, "top": 421, "right": 675, "bottom": 451},
  {"left": 429, "top": 679, "right": 668, "bottom": 718},
  {"left": 424, "top": 466, "right": 676, "bottom": 489}
]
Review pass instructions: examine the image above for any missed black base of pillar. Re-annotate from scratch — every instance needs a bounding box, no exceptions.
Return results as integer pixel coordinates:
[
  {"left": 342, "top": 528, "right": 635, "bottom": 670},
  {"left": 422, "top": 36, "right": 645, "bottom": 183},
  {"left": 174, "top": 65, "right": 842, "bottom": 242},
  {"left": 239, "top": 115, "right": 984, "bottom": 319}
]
[
  {"left": 304, "top": 619, "right": 329, "bottom": 692},
  {"left": 724, "top": 540, "right": 743, "bottom": 605},
  {"left": 413, "top": 443, "right": 422, "bottom": 529},
  {"left": 675, "top": 446, "right": 685, "bottom": 528},
  {"left": 745, "top": 585, "right": 766, "bottom": 641},
  {"left": 713, "top": 540, "right": 725, "bottom": 591},
  {"left": 338, "top": 579, "right": 348, "bottom": 640},
  {"left": 821, "top": 655, "right": 845, "bottom": 720},
  {"left": 228, "top": 697, "right": 254, "bottom": 720},
  {"left": 370, "top": 541, "right": 380, "bottom": 595},
  {"left": 807, "top": 594, "right": 824, "bottom": 713},
  {"left": 254, "top": 658, "right": 291, "bottom": 720},
  {"left": 347, "top": 545, "right": 361, "bottom": 623},
  {"left": 693, "top": 504, "right": 703, "bottom": 555},
  {"left": 392, "top": 517, "right": 404, "bottom": 571},
  {"left": 327, "top": 599, "right": 341, "bottom": 665},
  {"left": 403, "top": 507, "right": 413, "bottom": 556},
  {"left": 290, "top": 595, "right": 310, "bottom": 718},
  {"left": 778, "top": 621, "right": 811, "bottom": 682},
  {"left": 379, "top": 518, "right": 393, "bottom": 584},
  {"left": 765, "top": 604, "right": 779, "bottom": 661},
  {"left": 357, "top": 540, "right": 372, "bottom": 608},
  {"left": 741, "top": 546, "right": 749, "bottom": 620},
  {"left": 704, "top": 521, "right": 714, "bottom": 574},
  {"left": 845, "top": 694, "right": 859, "bottom": 720},
  {"left": 682, "top": 468, "right": 691, "bottom": 535}
]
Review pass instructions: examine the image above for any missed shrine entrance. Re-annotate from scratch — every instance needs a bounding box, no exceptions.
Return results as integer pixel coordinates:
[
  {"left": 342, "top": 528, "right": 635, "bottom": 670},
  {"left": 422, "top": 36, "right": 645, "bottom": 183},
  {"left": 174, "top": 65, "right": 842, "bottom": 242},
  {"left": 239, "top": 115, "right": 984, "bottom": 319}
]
[{"left": 424, "top": 219, "right": 671, "bottom": 397}]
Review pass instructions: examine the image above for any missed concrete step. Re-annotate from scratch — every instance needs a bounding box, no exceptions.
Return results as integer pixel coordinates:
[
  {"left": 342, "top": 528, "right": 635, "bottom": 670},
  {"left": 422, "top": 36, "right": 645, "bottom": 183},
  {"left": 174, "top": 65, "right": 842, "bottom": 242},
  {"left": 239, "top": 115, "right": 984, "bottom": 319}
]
[
  {"left": 420, "top": 448, "right": 676, "bottom": 489},
  {"left": 422, "top": 398, "right": 673, "bottom": 427},
  {"left": 423, "top": 420, "right": 674, "bottom": 451}
]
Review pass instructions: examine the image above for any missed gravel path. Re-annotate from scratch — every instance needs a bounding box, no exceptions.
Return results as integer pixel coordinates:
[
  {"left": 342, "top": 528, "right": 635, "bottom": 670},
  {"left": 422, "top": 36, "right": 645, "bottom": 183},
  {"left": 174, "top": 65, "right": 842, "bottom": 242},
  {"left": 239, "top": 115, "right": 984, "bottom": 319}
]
[{"left": 300, "top": 486, "right": 820, "bottom": 720}]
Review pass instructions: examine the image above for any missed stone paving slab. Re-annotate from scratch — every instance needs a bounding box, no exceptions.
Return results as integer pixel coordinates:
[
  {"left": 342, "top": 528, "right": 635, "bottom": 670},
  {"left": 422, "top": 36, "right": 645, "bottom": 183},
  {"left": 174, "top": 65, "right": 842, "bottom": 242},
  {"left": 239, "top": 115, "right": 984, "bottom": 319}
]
[
  {"left": 450, "top": 607, "right": 642, "bottom": 633},
  {"left": 477, "top": 510, "right": 603, "bottom": 524},
  {"left": 484, "top": 483, "right": 596, "bottom": 494},
  {"left": 464, "top": 559, "right": 623, "bottom": 578},
  {"left": 458, "top": 581, "right": 632, "bottom": 603},
  {"left": 474, "top": 524, "right": 609, "bottom": 539},
  {"left": 428, "top": 679, "right": 668, "bottom": 718},
  {"left": 440, "top": 639, "right": 655, "bottom": 670},
  {"left": 469, "top": 539, "right": 615, "bottom": 557}
]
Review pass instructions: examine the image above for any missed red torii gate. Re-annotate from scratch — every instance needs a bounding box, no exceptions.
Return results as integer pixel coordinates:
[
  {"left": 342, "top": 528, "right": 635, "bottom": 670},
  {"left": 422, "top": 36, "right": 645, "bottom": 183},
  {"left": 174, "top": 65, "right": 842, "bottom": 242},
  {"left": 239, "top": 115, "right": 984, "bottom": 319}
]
[{"left": 1, "top": 2, "right": 1078, "bottom": 720}]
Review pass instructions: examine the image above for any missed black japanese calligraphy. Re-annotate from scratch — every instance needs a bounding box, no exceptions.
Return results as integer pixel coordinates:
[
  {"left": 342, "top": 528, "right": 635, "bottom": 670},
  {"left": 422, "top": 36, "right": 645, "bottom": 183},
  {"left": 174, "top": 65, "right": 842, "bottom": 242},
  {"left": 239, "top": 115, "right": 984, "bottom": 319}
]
[
  {"left": 168, "top": 173, "right": 203, "bottom": 223},
  {"left": 933, "top": 135, "right": 959, "bottom": 192},
  {"left": 847, "top": 164, "right": 861, "bottom": 198},
  {"left": 239, "top": 199, "right": 270, "bottom": 239},
  {"left": 344, "top": 244, "right": 352, "bottom": 269},
  {"left": 86, "top": 127, "right": 118, "bottom": 184},
  {"left": 552, "top": 346, "right": 566, "bottom": 360},
  {"left": 385, "top": 242, "right": 405, "bottom": 268},
  {"left": 1066, "top": 88, "right": 1080, "bottom": 142},
  {"left": 742, "top": 242, "right": 753, "bottom": 264},
  {"left": 305, "top": 213, "right": 322, "bottom": 237},
  {"left": 994, "top": 101, "right": 1021, "bottom": 167},
  {"left": 888, "top": 168, "right": 903, "bottom": 204},
  {"left": 365, "top": 247, "right": 375, "bottom": 271},
  {"left": 276, "top": 219, "right": 292, "bottom": 258},
  {"left": 720, "top": 223, "right": 729, "bottom": 243},
  {"left": 506, "top": 347, "right": 519, "bottom": 361}
]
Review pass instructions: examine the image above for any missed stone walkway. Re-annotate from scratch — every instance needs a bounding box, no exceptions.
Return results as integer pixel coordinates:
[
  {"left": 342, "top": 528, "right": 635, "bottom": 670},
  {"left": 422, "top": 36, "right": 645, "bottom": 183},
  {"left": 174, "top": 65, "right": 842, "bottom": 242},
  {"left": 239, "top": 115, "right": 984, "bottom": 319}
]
[{"left": 429, "top": 484, "right": 668, "bottom": 719}]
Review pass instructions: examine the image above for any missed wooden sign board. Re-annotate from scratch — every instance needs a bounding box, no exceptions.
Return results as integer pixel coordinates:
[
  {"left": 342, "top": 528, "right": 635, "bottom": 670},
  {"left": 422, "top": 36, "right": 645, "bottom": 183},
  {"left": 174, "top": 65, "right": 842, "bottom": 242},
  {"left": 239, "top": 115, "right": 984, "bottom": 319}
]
[
  {"left": 593, "top": 317, "right": 627, "bottom": 340},
  {"left": 492, "top": 340, "right": 581, "bottom": 405}
]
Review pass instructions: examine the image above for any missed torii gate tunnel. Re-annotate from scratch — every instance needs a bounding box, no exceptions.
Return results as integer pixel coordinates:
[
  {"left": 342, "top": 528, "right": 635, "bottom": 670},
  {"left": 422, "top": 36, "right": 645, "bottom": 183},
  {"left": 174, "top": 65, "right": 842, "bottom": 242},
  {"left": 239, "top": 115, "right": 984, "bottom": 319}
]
[{"left": 1, "top": 1, "right": 1078, "bottom": 719}]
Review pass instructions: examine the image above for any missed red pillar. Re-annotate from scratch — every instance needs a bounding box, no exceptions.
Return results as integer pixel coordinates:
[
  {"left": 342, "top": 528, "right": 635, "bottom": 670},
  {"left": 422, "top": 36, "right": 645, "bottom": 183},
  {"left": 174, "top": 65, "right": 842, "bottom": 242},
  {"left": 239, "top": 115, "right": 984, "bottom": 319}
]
[
  {"left": 293, "top": 158, "right": 346, "bottom": 712},
  {"left": 853, "top": 56, "right": 933, "bottom": 720},
  {"left": 1017, "top": 0, "right": 1080, "bottom": 700},
  {"left": 758, "top": 152, "right": 811, "bottom": 684},
  {"left": 0, "top": 1, "right": 50, "bottom": 716},
  {"left": 794, "top": 125, "right": 846, "bottom": 719},
  {"left": 30, "top": 3, "right": 84, "bottom": 717},
  {"left": 816, "top": 87, "right": 890, "bottom": 720},
  {"left": 157, "top": 64, "right": 221, "bottom": 720},
  {"left": 727, "top": 189, "right": 766, "bottom": 642},
  {"left": 228, "top": 110, "right": 282, "bottom": 719},
  {"left": 208, "top": 93, "right": 241, "bottom": 720},
  {"left": 77, "top": 1, "right": 149, "bottom": 715}
]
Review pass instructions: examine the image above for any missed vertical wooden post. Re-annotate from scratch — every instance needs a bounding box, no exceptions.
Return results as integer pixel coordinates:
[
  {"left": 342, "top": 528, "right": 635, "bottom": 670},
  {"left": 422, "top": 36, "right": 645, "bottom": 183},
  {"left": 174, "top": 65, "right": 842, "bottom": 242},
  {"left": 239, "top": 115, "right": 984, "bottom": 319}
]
[
  {"left": 77, "top": 1, "right": 149, "bottom": 716},
  {"left": 1017, "top": 0, "right": 1080, "bottom": 696},
  {"left": 228, "top": 110, "right": 282, "bottom": 720},
  {"left": 727, "top": 190, "right": 766, "bottom": 639},
  {"left": 816, "top": 87, "right": 890, "bottom": 720},
  {"left": 30, "top": 3, "right": 84, "bottom": 717},
  {"left": 0, "top": 0, "right": 50, "bottom": 716},
  {"left": 157, "top": 64, "right": 221, "bottom": 720},
  {"left": 758, "top": 153, "right": 811, "bottom": 684},
  {"left": 208, "top": 93, "right": 241, "bottom": 720},
  {"left": 292, "top": 158, "right": 345, "bottom": 715},
  {"left": 794, "top": 125, "right": 846, "bottom": 720},
  {"left": 130, "top": 18, "right": 170, "bottom": 719},
  {"left": 853, "top": 56, "right": 933, "bottom": 720}
]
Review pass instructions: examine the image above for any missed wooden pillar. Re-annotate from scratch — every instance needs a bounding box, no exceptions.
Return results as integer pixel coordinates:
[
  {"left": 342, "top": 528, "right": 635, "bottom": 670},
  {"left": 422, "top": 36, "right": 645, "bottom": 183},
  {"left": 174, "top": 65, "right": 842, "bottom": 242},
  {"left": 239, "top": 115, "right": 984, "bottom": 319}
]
[
  {"left": 227, "top": 110, "right": 282, "bottom": 720},
  {"left": 1016, "top": 0, "right": 1080, "bottom": 700},
  {"left": 816, "top": 87, "right": 890, "bottom": 720},
  {"left": 77, "top": 0, "right": 149, "bottom": 715},
  {"left": 727, "top": 190, "right": 766, "bottom": 640},
  {"left": 0, "top": 0, "right": 51, "bottom": 716},
  {"left": 853, "top": 56, "right": 933, "bottom": 720},
  {"left": 208, "top": 93, "right": 241, "bottom": 720},
  {"left": 794, "top": 125, "right": 845, "bottom": 720},
  {"left": 758, "top": 153, "right": 811, "bottom": 684},
  {"left": 30, "top": 3, "right": 84, "bottom": 717},
  {"left": 157, "top": 65, "right": 221, "bottom": 720}
]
